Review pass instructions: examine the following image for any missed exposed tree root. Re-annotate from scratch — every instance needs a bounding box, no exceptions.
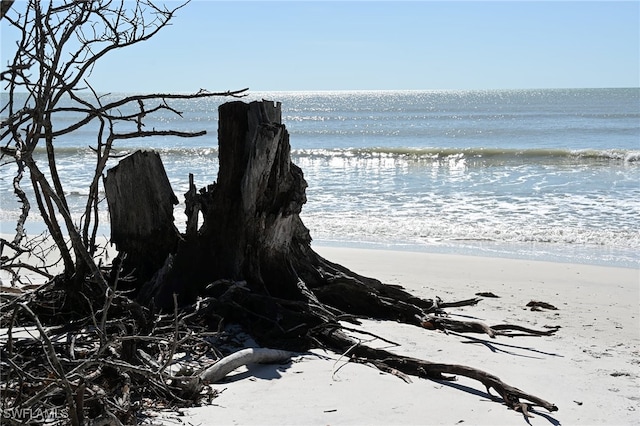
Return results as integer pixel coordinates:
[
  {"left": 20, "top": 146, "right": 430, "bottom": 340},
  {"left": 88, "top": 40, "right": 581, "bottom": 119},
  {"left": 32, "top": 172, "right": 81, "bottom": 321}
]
[
  {"left": 195, "top": 268, "right": 559, "bottom": 417},
  {"left": 423, "top": 316, "right": 561, "bottom": 338},
  {"left": 315, "top": 326, "right": 559, "bottom": 415}
]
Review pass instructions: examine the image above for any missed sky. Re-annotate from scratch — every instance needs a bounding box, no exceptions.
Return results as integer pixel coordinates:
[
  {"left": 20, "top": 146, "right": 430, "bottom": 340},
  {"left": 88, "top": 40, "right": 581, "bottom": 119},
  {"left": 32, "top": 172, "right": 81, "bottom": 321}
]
[{"left": 1, "top": 1, "right": 639, "bottom": 92}]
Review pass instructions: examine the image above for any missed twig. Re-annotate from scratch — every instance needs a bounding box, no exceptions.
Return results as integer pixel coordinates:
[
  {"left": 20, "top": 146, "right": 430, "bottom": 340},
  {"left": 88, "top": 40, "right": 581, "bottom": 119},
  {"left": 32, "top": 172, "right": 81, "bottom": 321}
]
[
  {"left": 98, "top": 258, "right": 121, "bottom": 347},
  {"left": 340, "top": 325, "right": 401, "bottom": 347},
  {"left": 159, "top": 293, "right": 180, "bottom": 373},
  {"left": 332, "top": 339, "right": 361, "bottom": 380}
]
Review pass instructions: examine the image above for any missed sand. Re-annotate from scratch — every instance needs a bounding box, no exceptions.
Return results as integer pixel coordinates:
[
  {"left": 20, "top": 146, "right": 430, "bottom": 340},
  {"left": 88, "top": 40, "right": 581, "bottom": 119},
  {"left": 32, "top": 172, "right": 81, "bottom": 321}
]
[
  {"left": 2, "top": 240, "right": 638, "bottom": 425},
  {"left": 159, "top": 246, "right": 639, "bottom": 426}
]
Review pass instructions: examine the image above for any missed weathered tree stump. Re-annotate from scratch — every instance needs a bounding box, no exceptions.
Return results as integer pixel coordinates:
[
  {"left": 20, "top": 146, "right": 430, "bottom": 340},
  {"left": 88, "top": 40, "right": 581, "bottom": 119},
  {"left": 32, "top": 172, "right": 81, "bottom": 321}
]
[
  {"left": 105, "top": 100, "right": 558, "bottom": 415},
  {"left": 137, "top": 101, "right": 451, "bottom": 338}
]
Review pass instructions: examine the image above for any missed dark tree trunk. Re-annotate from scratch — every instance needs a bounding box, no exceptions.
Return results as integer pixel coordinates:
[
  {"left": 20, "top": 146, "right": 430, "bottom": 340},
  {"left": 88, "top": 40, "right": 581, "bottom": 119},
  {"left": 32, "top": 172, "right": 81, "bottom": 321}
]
[{"left": 135, "top": 101, "right": 445, "bottom": 340}]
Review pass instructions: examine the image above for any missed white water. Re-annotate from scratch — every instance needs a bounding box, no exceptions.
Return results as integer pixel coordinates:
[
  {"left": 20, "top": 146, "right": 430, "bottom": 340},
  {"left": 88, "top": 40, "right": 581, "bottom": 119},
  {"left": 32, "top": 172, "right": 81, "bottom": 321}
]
[{"left": 1, "top": 89, "right": 639, "bottom": 267}]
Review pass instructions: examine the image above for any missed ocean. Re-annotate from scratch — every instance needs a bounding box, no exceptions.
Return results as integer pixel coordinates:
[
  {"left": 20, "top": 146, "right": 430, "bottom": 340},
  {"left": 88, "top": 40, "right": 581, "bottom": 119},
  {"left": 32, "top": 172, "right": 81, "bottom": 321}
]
[{"left": 1, "top": 88, "right": 639, "bottom": 268}]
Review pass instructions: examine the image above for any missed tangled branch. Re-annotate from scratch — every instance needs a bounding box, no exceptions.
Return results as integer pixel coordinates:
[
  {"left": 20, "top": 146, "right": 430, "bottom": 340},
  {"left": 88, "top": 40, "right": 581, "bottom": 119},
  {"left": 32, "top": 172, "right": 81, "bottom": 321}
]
[{"left": 1, "top": 0, "right": 247, "bottom": 285}]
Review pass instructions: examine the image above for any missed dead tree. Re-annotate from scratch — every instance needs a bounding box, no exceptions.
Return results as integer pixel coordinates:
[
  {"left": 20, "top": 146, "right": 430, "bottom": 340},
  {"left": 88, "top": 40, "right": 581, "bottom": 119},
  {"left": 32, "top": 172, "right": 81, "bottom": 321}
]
[
  {"left": 107, "top": 100, "right": 559, "bottom": 415},
  {"left": 0, "top": 0, "right": 247, "bottom": 290}
]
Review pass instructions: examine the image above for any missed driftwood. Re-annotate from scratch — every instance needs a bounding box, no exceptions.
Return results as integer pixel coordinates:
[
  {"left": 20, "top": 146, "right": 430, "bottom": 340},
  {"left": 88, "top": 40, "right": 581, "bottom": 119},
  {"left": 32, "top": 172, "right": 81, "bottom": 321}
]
[
  {"left": 198, "top": 348, "right": 292, "bottom": 384},
  {"left": 1, "top": 100, "right": 559, "bottom": 424},
  {"left": 103, "top": 100, "right": 558, "bottom": 416}
]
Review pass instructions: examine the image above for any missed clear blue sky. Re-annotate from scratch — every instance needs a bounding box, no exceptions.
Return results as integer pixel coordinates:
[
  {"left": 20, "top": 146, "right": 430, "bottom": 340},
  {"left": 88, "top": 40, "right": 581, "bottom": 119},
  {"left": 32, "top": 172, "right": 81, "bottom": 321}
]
[{"left": 2, "top": 1, "right": 639, "bottom": 92}]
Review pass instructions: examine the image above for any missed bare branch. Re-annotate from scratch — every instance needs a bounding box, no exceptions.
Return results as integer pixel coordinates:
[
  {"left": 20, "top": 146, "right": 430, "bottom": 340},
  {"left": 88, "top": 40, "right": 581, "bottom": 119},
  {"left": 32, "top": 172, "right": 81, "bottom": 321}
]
[
  {"left": 0, "top": 0, "right": 15, "bottom": 20},
  {"left": 1, "top": 0, "right": 247, "bottom": 285}
]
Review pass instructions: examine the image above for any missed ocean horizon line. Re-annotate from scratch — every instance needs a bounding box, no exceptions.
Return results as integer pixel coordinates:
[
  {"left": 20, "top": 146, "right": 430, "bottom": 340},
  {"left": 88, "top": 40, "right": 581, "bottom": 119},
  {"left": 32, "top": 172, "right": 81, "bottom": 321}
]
[{"left": 2, "top": 87, "right": 639, "bottom": 97}]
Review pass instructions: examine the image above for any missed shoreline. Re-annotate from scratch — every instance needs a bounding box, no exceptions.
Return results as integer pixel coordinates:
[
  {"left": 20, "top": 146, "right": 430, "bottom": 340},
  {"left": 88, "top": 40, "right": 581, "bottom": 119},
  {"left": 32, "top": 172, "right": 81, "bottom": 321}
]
[{"left": 311, "top": 238, "right": 640, "bottom": 270}]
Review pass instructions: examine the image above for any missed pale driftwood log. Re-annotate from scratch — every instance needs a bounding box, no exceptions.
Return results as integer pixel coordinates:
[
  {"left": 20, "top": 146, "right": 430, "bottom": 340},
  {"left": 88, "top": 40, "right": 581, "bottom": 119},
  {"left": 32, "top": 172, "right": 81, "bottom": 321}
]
[
  {"left": 177, "top": 347, "right": 293, "bottom": 397},
  {"left": 199, "top": 348, "right": 293, "bottom": 383}
]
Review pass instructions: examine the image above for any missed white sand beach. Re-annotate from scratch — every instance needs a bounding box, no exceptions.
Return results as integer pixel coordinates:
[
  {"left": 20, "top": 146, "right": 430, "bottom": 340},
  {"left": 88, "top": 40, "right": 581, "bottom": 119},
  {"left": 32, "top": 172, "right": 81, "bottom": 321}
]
[
  {"left": 164, "top": 246, "right": 640, "bottom": 426},
  {"left": 2, "top": 239, "right": 638, "bottom": 425}
]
